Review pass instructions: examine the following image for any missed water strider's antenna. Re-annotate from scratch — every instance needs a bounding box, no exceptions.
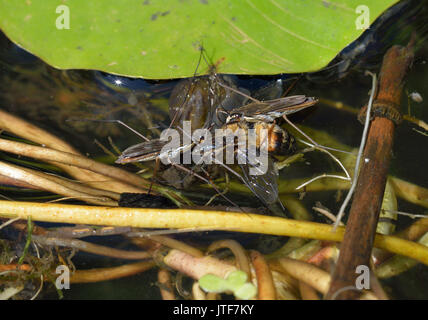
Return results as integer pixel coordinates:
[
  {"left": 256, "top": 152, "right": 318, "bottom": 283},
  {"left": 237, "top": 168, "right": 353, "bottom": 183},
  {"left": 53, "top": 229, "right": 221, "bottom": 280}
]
[{"left": 194, "top": 43, "right": 204, "bottom": 76}]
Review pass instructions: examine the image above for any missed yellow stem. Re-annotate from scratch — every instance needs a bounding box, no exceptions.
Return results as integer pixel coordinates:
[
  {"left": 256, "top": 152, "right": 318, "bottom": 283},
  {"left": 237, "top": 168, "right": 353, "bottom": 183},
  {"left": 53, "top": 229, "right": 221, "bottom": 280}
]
[{"left": 1, "top": 200, "right": 428, "bottom": 266}]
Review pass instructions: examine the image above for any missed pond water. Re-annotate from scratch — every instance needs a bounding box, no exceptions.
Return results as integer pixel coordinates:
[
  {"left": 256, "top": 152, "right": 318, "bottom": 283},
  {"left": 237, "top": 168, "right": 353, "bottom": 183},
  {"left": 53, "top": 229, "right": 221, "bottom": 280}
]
[{"left": 0, "top": 0, "right": 428, "bottom": 299}]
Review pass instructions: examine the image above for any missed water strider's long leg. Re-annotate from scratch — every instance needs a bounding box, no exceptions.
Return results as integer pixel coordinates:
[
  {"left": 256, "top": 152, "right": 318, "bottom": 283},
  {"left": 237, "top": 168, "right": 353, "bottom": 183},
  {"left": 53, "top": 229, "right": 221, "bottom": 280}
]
[
  {"left": 282, "top": 115, "right": 351, "bottom": 191},
  {"left": 169, "top": 161, "right": 242, "bottom": 211},
  {"left": 67, "top": 119, "right": 151, "bottom": 142},
  {"left": 217, "top": 81, "right": 260, "bottom": 103},
  {"left": 281, "top": 74, "right": 303, "bottom": 98},
  {"left": 148, "top": 156, "right": 161, "bottom": 195},
  {"left": 205, "top": 172, "right": 230, "bottom": 206}
]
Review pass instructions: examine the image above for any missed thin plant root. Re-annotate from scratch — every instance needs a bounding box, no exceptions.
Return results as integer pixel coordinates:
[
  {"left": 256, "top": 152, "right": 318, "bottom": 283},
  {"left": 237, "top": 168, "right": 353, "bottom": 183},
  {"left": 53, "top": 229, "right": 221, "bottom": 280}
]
[
  {"left": 390, "top": 177, "right": 428, "bottom": 209},
  {"left": 192, "top": 282, "right": 207, "bottom": 300},
  {"left": 0, "top": 161, "right": 117, "bottom": 206},
  {"left": 0, "top": 110, "right": 146, "bottom": 193},
  {"left": 130, "top": 232, "right": 204, "bottom": 258},
  {"left": 0, "top": 264, "right": 32, "bottom": 272},
  {"left": 299, "top": 280, "right": 320, "bottom": 300},
  {"left": 22, "top": 166, "right": 120, "bottom": 202},
  {"left": 207, "top": 239, "right": 251, "bottom": 279},
  {"left": 277, "top": 257, "right": 377, "bottom": 300},
  {"left": 70, "top": 260, "right": 156, "bottom": 283},
  {"left": 164, "top": 249, "right": 236, "bottom": 280},
  {"left": 277, "top": 257, "right": 331, "bottom": 295},
  {"left": 158, "top": 269, "right": 176, "bottom": 300},
  {"left": 250, "top": 250, "right": 276, "bottom": 300},
  {"left": 320, "top": 98, "right": 428, "bottom": 133},
  {"left": 0, "top": 137, "right": 149, "bottom": 194},
  {"left": 33, "top": 235, "right": 151, "bottom": 260}
]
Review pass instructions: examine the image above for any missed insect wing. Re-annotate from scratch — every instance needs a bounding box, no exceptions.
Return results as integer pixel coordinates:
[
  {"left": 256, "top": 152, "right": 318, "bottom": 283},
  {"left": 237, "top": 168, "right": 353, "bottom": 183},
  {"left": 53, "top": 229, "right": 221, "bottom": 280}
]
[
  {"left": 238, "top": 155, "right": 279, "bottom": 206},
  {"left": 251, "top": 79, "right": 284, "bottom": 101},
  {"left": 231, "top": 95, "right": 318, "bottom": 119},
  {"left": 116, "top": 138, "right": 167, "bottom": 163},
  {"left": 169, "top": 77, "right": 214, "bottom": 131}
]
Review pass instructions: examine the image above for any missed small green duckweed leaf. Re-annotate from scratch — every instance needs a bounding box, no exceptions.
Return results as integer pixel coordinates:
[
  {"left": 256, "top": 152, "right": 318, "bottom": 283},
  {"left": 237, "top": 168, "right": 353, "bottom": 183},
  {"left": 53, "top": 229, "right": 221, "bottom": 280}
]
[
  {"left": 225, "top": 269, "right": 248, "bottom": 287},
  {"left": 234, "top": 283, "right": 258, "bottom": 300},
  {"left": 198, "top": 273, "right": 229, "bottom": 292},
  {"left": 199, "top": 270, "right": 257, "bottom": 300}
]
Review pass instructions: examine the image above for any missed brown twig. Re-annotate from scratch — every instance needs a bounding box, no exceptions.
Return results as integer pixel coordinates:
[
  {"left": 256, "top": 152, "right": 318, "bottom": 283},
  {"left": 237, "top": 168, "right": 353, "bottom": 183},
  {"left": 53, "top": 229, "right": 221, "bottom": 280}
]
[{"left": 326, "top": 40, "right": 415, "bottom": 299}]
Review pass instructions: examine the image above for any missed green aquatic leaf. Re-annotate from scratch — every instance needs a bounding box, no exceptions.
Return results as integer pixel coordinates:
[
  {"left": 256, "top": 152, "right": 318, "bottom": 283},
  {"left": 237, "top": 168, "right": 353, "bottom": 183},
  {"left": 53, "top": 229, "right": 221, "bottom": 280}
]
[
  {"left": 199, "top": 273, "right": 229, "bottom": 292},
  {"left": 234, "top": 283, "right": 257, "bottom": 300},
  {"left": 199, "top": 270, "right": 257, "bottom": 299},
  {"left": 0, "top": 0, "right": 399, "bottom": 79},
  {"left": 226, "top": 268, "right": 248, "bottom": 287}
]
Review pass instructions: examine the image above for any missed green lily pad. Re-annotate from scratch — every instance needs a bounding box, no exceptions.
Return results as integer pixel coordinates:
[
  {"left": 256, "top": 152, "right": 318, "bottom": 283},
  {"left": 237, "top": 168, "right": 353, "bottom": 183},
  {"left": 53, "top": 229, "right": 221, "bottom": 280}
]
[{"left": 0, "top": 0, "right": 399, "bottom": 79}]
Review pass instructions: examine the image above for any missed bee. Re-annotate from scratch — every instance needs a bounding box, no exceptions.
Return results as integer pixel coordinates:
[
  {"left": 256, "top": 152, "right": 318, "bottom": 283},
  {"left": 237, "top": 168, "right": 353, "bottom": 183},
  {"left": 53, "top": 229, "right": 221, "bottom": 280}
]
[
  {"left": 223, "top": 95, "right": 317, "bottom": 151},
  {"left": 216, "top": 94, "right": 318, "bottom": 213}
]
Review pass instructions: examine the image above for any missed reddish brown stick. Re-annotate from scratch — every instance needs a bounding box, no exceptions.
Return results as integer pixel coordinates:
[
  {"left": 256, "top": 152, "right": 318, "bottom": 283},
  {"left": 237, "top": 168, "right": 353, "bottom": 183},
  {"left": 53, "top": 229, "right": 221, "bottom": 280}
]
[{"left": 326, "top": 43, "right": 414, "bottom": 300}]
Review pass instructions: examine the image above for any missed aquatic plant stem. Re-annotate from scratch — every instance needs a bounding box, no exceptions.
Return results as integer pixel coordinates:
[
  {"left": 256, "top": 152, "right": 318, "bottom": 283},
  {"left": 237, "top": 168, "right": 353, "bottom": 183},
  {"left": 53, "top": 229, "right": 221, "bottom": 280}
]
[
  {"left": 250, "top": 250, "right": 276, "bottom": 300},
  {"left": 32, "top": 235, "right": 151, "bottom": 260},
  {"left": 0, "top": 137, "right": 149, "bottom": 193},
  {"left": 158, "top": 269, "right": 176, "bottom": 300},
  {"left": 1, "top": 201, "right": 428, "bottom": 266},
  {"left": 277, "top": 258, "right": 377, "bottom": 299},
  {"left": 0, "top": 110, "right": 153, "bottom": 195},
  {"left": 0, "top": 160, "right": 117, "bottom": 206},
  {"left": 70, "top": 261, "right": 156, "bottom": 283},
  {"left": 208, "top": 240, "right": 251, "bottom": 278},
  {"left": 327, "top": 42, "right": 415, "bottom": 299}
]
